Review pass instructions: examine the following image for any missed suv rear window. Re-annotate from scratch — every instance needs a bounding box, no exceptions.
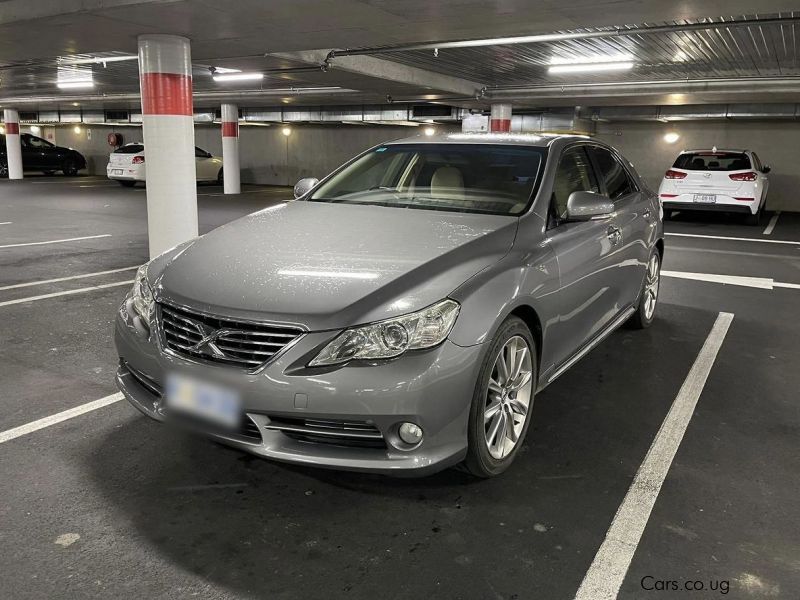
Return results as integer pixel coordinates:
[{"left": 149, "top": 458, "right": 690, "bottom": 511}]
[
  {"left": 114, "top": 144, "right": 144, "bottom": 154},
  {"left": 673, "top": 152, "right": 750, "bottom": 171}
]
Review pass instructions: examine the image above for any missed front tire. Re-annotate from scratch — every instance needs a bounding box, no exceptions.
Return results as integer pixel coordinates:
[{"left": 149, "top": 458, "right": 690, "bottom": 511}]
[
  {"left": 463, "top": 316, "right": 537, "bottom": 478},
  {"left": 62, "top": 159, "right": 79, "bottom": 176},
  {"left": 117, "top": 180, "right": 136, "bottom": 188},
  {"left": 628, "top": 250, "right": 661, "bottom": 329},
  {"left": 217, "top": 168, "right": 224, "bottom": 184}
]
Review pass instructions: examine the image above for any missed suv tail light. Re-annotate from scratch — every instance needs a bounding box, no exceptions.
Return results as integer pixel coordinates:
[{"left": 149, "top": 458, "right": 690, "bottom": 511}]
[
  {"left": 664, "top": 169, "right": 687, "bottom": 179},
  {"left": 132, "top": 156, "right": 145, "bottom": 164},
  {"left": 729, "top": 171, "right": 757, "bottom": 181}
]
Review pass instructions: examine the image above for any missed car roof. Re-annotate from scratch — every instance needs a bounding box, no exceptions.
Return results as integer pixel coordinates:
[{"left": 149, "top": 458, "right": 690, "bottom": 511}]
[
  {"left": 680, "top": 148, "right": 749, "bottom": 154},
  {"left": 382, "top": 132, "right": 591, "bottom": 148}
]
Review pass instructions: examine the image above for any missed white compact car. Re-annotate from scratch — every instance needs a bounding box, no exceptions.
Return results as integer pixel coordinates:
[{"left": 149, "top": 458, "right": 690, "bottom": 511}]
[
  {"left": 658, "top": 149, "right": 770, "bottom": 225},
  {"left": 107, "top": 143, "right": 223, "bottom": 187}
]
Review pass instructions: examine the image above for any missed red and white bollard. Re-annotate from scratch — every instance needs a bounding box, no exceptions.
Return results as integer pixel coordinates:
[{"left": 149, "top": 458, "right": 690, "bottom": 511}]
[
  {"left": 220, "top": 103, "right": 240, "bottom": 195},
  {"left": 489, "top": 103, "right": 512, "bottom": 133},
  {"left": 138, "top": 34, "right": 198, "bottom": 258},
  {"left": 3, "top": 109, "right": 23, "bottom": 179}
]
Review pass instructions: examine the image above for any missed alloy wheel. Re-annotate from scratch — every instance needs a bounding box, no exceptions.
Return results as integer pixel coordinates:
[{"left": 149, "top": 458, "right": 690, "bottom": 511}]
[
  {"left": 644, "top": 253, "right": 660, "bottom": 320},
  {"left": 484, "top": 335, "right": 534, "bottom": 459}
]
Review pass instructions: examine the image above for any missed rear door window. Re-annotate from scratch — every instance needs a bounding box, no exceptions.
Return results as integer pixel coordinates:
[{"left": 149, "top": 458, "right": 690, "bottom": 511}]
[
  {"left": 590, "top": 146, "right": 636, "bottom": 201},
  {"left": 673, "top": 152, "right": 751, "bottom": 171}
]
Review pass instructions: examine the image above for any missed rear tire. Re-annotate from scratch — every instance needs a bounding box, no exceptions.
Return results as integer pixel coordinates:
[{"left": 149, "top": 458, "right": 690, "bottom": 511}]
[
  {"left": 0, "top": 160, "right": 8, "bottom": 178},
  {"left": 217, "top": 168, "right": 224, "bottom": 184},
  {"left": 42, "top": 170, "right": 55, "bottom": 176},
  {"left": 746, "top": 206, "right": 762, "bottom": 226},
  {"left": 117, "top": 180, "right": 136, "bottom": 188},
  {"left": 463, "top": 316, "right": 537, "bottom": 478},
  {"left": 628, "top": 250, "right": 660, "bottom": 329}
]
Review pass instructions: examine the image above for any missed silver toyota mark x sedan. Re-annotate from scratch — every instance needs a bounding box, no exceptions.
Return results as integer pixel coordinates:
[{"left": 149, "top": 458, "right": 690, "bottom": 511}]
[{"left": 115, "top": 133, "right": 663, "bottom": 478}]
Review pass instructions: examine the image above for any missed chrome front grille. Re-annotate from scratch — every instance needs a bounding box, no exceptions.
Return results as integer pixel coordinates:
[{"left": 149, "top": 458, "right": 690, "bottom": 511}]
[
  {"left": 265, "top": 416, "right": 386, "bottom": 448},
  {"left": 158, "top": 303, "right": 304, "bottom": 371}
]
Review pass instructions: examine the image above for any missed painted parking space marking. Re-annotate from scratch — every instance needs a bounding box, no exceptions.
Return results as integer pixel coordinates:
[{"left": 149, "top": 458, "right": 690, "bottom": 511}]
[
  {"left": 0, "top": 393, "right": 124, "bottom": 444},
  {"left": 666, "top": 232, "right": 800, "bottom": 246},
  {"left": 574, "top": 312, "right": 734, "bottom": 600},
  {"left": 763, "top": 211, "right": 781, "bottom": 235},
  {"left": 0, "top": 234, "right": 111, "bottom": 249},
  {"left": 0, "top": 280, "right": 133, "bottom": 308},
  {"left": 0, "top": 266, "right": 138, "bottom": 291},
  {"left": 662, "top": 270, "right": 800, "bottom": 291}
]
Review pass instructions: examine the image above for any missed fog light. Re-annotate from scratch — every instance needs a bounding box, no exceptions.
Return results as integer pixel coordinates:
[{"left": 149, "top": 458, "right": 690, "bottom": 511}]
[{"left": 398, "top": 422, "right": 423, "bottom": 445}]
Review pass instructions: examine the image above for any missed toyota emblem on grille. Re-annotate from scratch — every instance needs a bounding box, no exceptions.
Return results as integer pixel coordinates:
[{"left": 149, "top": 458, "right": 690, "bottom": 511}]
[{"left": 186, "top": 320, "right": 226, "bottom": 357}]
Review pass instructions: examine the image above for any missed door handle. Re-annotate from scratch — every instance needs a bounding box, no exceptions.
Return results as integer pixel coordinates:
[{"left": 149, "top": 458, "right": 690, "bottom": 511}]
[{"left": 607, "top": 225, "right": 622, "bottom": 245}]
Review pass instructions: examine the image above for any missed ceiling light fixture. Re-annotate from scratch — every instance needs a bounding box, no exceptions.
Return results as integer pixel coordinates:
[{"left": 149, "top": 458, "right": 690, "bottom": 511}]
[
  {"left": 548, "top": 54, "right": 633, "bottom": 66},
  {"left": 281, "top": 126, "right": 292, "bottom": 136},
  {"left": 424, "top": 126, "right": 436, "bottom": 136},
  {"left": 663, "top": 132, "right": 680, "bottom": 144},
  {"left": 213, "top": 72, "right": 264, "bottom": 82},
  {"left": 74, "top": 126, "right": 82, "bottom": 134},
  {"left": 63, "top": 55, "right": 138, "bottom": 65},
  {"left": 548, "top": 61, "right": 634, "bottom": 74},
  {"left": 57, "top": 80, "right": 95, "bottom": 89},
  {"left": 212, "top": 67, "right": 242, "bottom": 74},
  {"left": 30, "top": 125, "right": 41, "bottom": 133}
]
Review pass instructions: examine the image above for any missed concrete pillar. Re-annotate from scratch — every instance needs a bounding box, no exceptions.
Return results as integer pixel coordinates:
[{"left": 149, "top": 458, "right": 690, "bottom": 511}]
[
  {"left": 489, "top": 103, "right": 512, "bottom": 133},
  {"left": 3, "top": 109, "right": 23, "bottom": 179},
  {"left": 138, "top": 34, "right": 198, "bottom": 258},
  {"left": 220, "top": 103, "right": 240, "bottom": 194}
]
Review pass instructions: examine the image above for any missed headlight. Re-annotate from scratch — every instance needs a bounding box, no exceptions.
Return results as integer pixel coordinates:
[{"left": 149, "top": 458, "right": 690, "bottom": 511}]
[
  {"left": 131, "top": 264, "right": 154, "bottom": 326},
  {"left": 309, "top": 299, "right": 460, "bottom": 366}
]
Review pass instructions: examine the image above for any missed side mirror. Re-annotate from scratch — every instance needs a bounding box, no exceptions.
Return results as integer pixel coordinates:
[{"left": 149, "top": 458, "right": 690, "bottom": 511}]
[
  {"left": 762, "top": 165, "right": 771, "bottom": 174},
  {"left": 293, "top": 177, "right": 319, "bottom": 199},
  {"left": 565, "top": 191, "right": 614, "bottom": 221}
]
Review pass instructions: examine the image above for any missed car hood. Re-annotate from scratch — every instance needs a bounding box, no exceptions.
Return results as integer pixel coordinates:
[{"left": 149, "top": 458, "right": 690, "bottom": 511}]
[{"left": 156, "top": 200, "right": 517, "bottom": 331}]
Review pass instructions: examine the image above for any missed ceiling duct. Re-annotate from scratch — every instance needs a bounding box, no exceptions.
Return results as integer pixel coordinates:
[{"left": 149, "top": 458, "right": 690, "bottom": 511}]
[{"left": 591, "top": 103, "right": 800, "bottom": 122}]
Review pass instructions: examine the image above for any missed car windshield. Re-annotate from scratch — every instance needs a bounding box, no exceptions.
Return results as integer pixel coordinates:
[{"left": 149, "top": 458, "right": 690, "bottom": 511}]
[
  {"left": 673, "top": 152, "right": 751, "bottom": 171},
  {"left": 114, "top": 144, "right": 144, "bottom": 154},
  {"left": 308, "top": 143, "right": 546, "bottom": 215}
]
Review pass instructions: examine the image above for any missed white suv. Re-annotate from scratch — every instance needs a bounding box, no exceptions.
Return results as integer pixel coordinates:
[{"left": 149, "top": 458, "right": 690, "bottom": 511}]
[{"left": 658, "top": 149, "right": 770, "bottom": 225}]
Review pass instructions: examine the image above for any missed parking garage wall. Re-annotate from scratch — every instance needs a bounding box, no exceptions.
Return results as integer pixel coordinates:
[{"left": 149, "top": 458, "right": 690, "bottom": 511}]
[
  {"left": 54, "top": 124, "right": 431, "bottom": 186},
  {"left": 595, "top": 120, "right": 800, "bottom": 212}
]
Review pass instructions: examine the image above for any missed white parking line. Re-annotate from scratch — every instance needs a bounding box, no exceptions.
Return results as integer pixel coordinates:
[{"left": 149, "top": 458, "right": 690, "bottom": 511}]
[
  {"left": 0, "top": 234, "right": 111, "bottom": 249},
  {"left": 0, "top": 279, "right": 133, "bottom": 307},
  {"left": 666, "top": 232, "right": 800, "bottom": 246},
  {"left": 662, "top": 270, "right": 800, "bottom": 291},
  {"left": 0, "top": 266, "right": 138, "bottom": 291},
  {"left": 763, "top": 211, "right": 781, "bottom": 236},
  {"left": 574, "top": 312, "right": 733, "bottom": 600},
  {"left": 0, "top": 393, "right": 124, "bottom": 444}
]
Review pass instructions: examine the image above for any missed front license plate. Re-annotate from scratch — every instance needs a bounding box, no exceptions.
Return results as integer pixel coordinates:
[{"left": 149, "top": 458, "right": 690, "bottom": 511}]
[
  {"left": 112, "top": 169, "right": 124, "bottom": 175},
  {"left": 165, "top": 373, "right": 241, "bottom": 428},
  {"left": 693, "top": 194, "right": 716, "bottom": 204}
]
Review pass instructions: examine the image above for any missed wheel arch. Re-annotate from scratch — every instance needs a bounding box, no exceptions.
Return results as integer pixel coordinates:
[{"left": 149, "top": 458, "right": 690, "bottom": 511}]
[{"left": 507, "top": 304, "right": 543, "bottom": 372}]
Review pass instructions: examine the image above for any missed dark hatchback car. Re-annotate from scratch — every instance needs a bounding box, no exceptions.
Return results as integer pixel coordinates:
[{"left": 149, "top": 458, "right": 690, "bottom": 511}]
[{"left": 0, "top": 133, "right": 87, "bottom": 177}]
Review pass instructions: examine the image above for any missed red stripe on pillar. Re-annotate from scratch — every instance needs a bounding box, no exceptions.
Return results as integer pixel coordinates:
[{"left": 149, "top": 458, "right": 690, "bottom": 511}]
[
  {"left": 140, "top": 73, "right": 193, "bottom": 116},
  {"left": 221, "top": 122, "right": 239, "bottom": 137},
  {"left": 5, "top": 123, "right": 19, "bottom": 134},
  {"left": 489, "top": 119, "right": 511, "bottom": 133}
]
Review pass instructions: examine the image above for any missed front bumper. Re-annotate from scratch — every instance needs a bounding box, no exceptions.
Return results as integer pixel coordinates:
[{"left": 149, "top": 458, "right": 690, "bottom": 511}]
[{"left": 114, "top": 300, "right": 483, "bottom": 476}]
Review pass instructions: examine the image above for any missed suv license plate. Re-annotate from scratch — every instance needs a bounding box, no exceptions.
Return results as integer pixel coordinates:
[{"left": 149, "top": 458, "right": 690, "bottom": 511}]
[
  {"left": 693, "top": 194, "right": 716, "bottom": 204},
  {"left": 112, "top": 169, "right": 123, "bottom": 175}
]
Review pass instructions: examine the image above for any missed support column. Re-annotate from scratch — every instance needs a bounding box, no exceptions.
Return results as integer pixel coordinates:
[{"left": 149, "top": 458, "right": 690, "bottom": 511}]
[
  {"left": 489, "top": 103, "right": 512, "bottom": 133},
  {"left": 3, "top": 109, "right": 23, "bottom": 179},
  {"left": 220, "top": 103, "right": 240, "bottom": 194},
  {"left": 138, "top": 34, "right": 198, "bottom": 258}
]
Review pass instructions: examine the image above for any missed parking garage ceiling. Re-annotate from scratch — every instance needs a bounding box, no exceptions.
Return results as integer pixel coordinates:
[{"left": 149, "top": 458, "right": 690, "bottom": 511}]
[{"left": 1, "top": 1, "right": 800, "bottom": 111}]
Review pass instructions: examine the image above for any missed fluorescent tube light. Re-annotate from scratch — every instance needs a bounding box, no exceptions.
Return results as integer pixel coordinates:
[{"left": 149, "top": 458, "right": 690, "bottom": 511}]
[
  {"left": 213, "top": 73, "right": 264, "bottom": 82},
  {"left": 548, "top": 62, "right": 634, "bottom": 74},
  {"left": 57, "top": 81, "right": 95, "bottom": 89}
]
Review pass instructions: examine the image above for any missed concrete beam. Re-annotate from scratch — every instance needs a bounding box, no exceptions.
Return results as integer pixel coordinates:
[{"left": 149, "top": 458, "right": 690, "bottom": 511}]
[{"left": 272, "top": 50, "right": 484, "bottom": 98}]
